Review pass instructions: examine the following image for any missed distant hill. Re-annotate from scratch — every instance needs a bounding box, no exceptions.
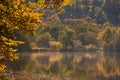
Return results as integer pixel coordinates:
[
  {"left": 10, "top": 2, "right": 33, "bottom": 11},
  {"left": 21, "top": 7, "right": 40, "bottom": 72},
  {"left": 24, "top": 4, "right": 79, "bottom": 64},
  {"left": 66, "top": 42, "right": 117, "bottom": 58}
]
[
  {"left": 26, "top": 0, "right": 120, "bottom": 25},
  {"left": 60, "top": 0, "right": 120, "bottom": 25}
]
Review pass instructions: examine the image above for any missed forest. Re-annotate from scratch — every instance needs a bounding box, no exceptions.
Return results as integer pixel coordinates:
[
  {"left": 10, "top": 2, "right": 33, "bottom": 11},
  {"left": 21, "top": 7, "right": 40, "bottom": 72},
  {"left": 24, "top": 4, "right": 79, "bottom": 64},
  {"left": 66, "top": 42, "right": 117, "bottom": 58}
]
[
  {"left": 0, "top": 0, "right": 120, "bottom": 79},
  {"left": 17, "top": 0, "right": 120, "bottom": 52}
]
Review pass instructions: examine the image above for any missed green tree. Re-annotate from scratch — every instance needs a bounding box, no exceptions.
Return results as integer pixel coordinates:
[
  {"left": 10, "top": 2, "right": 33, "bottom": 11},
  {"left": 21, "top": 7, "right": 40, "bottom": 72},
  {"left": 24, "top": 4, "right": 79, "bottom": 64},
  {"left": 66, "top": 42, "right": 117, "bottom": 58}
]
[
  {"left": 73, "top": 23, "right": 99, "bottom": 47},
  {"left": 15, "top": 32, "right": 32, "bottom": 51},
  {"left": 36, "top": 23, "right": 65, "bottom": 41},
  {"left": 37, "top": 32, "right": 52, "bottom": 48},
  {"left": 59, "top": 26, "right": 76, "bottom": 49}
]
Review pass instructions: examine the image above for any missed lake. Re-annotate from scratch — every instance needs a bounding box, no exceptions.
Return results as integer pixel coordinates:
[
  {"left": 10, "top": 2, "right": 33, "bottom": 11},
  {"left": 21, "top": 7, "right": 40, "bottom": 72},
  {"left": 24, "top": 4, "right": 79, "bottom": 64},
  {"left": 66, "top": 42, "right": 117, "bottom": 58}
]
[{"left": 6, "top": 51, "right": 120, "bottom": 80}]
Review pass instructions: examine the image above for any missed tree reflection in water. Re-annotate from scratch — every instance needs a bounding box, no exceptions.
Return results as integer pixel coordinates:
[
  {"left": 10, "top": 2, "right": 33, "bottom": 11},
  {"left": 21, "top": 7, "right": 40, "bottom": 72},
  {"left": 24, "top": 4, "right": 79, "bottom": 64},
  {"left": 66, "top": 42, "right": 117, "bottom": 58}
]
[{"left": 7, "top": 51, "right": 120, "bottom": 80}]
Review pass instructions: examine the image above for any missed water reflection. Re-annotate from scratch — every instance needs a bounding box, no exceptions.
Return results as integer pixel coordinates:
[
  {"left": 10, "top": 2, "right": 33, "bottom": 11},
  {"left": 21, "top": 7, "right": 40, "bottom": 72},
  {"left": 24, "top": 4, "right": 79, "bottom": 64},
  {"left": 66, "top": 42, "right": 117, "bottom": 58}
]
[{"left": 7, "top": 51, "right": 120, "bottom": 80}]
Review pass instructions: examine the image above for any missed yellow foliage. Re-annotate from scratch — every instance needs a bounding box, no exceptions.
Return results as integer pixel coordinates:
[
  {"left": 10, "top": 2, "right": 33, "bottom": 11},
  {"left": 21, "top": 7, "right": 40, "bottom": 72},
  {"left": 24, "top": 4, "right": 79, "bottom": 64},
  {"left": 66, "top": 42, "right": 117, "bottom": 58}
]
[
  {"left": 0, "top": 64, "right": 6, "bottom": 72},
  {"left": 0, "top": 0, "right": 72, "bottom": 72},
  {"left": 97, "top": 26, "right": 120, "bottom": 51},
  {"left": 84, "top": 44, "right": 97, "bottom": 50},
  {"left": 0, "top": 59, "right": 6, "bottom": 72},
  {"left": 37, "top": 0, "right": 73, "bottom": 8},
  {"left": 63, "top": 0, "right": 73, "bottom": 6},
  {"left": 49, "top": 41, "right": 62, "bottom": 49},
  {"left": 0, "top": 0, "right": 42, "bottom": 72}
]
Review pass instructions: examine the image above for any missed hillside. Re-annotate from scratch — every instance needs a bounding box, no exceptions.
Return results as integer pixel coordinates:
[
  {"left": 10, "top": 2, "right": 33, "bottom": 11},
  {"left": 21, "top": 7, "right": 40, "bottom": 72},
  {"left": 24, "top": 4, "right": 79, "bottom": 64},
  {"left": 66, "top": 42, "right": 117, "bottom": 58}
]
[{"left": 59, "top": 0, "right": 120, "bottom": 25}]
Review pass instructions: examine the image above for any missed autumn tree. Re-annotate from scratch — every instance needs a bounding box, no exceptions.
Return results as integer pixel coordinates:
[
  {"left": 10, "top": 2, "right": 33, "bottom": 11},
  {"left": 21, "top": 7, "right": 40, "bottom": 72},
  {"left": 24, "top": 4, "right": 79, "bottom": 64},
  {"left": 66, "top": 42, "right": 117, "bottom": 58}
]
[
  {"left": 97, "top": 26, "right": 120, "bottom": 51},
  {"left": 0, "top": 0, "right": 72, "bottom": 72},
  {"left": 0, "top": 0, "right": 42, "bottom": 72}
]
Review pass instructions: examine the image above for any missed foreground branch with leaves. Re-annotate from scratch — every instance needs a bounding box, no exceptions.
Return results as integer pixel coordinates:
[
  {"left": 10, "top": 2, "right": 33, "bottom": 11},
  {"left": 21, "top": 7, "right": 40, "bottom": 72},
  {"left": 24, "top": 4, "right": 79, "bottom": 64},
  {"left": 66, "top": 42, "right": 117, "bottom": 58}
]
[
  {"left": 0, "top": 0, "right": 43, "bottom": 72},
  {"left": 0, "top": 0, "right": 72, "bottom": 72}
]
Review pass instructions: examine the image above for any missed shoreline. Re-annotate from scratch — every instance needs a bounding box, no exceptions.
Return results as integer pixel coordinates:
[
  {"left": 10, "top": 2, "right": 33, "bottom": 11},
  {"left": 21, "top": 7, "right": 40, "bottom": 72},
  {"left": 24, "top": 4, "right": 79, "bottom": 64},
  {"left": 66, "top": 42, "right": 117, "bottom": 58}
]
[{"left": 17, "top": 48, "right": 102, "bottom": 53}]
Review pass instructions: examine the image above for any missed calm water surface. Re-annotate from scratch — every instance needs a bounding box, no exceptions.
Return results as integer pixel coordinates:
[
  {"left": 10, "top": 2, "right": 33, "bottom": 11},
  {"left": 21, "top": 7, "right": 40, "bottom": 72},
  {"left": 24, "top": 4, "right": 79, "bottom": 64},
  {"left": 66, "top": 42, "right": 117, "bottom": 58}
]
[{"left": 7, "top": 51, "right": 120, "bottom": 80}]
